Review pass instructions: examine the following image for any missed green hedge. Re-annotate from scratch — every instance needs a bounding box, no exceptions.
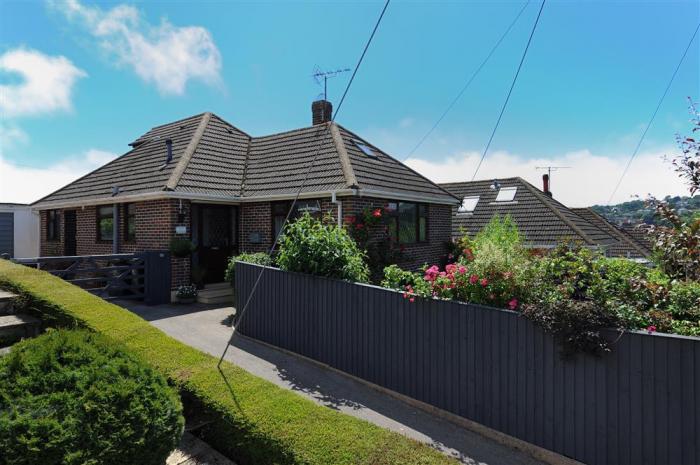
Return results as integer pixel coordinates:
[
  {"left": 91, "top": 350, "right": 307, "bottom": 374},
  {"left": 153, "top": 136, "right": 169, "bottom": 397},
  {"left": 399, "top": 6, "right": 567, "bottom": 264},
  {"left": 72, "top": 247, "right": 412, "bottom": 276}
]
[{"left": 0, "top": 260, "right": 454, "bottom": 465}]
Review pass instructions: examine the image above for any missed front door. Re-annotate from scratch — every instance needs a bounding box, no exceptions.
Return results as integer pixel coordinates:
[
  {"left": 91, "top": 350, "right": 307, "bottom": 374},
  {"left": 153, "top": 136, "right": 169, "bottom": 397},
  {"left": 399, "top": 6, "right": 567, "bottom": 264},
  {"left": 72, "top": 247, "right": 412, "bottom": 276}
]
[
  {"left": 198, "top": 206, "right": 233, "bottom": 284},
  {"left": 64, "top": 210, "right": 77, "bottom": 256}
]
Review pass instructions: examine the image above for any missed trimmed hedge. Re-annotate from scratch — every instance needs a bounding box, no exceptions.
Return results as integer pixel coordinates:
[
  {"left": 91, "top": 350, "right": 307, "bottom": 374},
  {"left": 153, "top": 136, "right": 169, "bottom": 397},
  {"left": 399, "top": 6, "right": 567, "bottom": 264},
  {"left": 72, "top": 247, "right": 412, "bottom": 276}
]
[
  {"left": 0, "top": 329, "right": 184, "bottom": 465},
  {"left": 0, "top": 260, "right": 455, "bottom": 465}
]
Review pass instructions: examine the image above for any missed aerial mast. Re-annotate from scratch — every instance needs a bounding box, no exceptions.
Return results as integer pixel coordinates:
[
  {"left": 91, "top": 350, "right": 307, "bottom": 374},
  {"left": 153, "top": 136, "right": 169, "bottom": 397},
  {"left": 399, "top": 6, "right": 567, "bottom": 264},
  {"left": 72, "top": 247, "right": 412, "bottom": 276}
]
[{"left": 312, "top": 66, "right": 351, "bottom": 100}]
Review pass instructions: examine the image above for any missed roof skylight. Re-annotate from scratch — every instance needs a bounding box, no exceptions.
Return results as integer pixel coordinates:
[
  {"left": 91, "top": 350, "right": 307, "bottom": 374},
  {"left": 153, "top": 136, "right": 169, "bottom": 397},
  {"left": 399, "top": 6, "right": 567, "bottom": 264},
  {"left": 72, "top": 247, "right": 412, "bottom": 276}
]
[
  {"left": 457, "top": 196, "right": 479, "bottom": 214},
  {"left": 495, "top": 186, "right": 517, "bottom": 202},
  {"left": 353, "top": 140, "right": 378, "bottom": 158}
]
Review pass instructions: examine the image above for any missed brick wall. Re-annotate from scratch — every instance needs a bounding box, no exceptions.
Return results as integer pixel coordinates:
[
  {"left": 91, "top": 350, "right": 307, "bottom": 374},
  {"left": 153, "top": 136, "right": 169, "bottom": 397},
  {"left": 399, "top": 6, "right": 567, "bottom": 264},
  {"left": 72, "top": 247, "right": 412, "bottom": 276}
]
[{"left": 39, "top": 199, "right": 191, "bottom": 289}]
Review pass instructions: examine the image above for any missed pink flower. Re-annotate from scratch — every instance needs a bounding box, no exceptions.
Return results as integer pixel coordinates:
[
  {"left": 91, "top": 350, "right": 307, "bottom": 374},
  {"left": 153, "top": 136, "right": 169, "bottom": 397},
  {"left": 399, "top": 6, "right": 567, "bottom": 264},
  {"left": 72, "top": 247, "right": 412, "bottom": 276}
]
[
  {"left": 403, "top": 292, "right": 408, "bottom": 299},
  {"left": 480, "top": 278, "right": 489, "bottom": 287},
  {"left": 469, "top": 274, "right": 479, "bottom": 284},
  {"left": 424, "top": 265, "right": 440, "bottom": 282},
  {"left": 372, "top": 208, "right": 382, "bottom": 218},
  {"left": 445, "top": 264, "right": 457, "bottom": 274},
  {"left": 458, "top": 265, "right": 467, "bottom": 274},
  {"left": 344, "top": 215, "right": 356, "bottom": 224},
  {"left": 647, "top": 325, "right": 657, "bottom": 333},
  {"left": 508, "top": 298, "right": 518, "bottom": 310},
  {"left": 409, "top": 297, "right": 415, "bottom": 303}
]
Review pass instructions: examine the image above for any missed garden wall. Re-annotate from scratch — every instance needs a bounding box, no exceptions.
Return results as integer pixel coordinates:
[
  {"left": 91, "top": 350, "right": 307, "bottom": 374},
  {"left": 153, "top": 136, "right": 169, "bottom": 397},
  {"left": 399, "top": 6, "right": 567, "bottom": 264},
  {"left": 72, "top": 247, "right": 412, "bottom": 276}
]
[{"left": 236, "top": 262, "right": 700, "bottom": 465}]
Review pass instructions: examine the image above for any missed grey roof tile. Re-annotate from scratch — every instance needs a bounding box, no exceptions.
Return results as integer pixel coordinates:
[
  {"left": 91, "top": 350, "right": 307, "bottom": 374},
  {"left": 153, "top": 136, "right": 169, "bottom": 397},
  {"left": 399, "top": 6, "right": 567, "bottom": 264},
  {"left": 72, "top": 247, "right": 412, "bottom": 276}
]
[
  {"left": 440, "top": 177, "right": 619, "bottom": 248},
  {"left": 571, "top": 208, "right": 652, "bottom": 259},
  {"left": 36, "top": 114, "right": 457, "bottom": 206}
]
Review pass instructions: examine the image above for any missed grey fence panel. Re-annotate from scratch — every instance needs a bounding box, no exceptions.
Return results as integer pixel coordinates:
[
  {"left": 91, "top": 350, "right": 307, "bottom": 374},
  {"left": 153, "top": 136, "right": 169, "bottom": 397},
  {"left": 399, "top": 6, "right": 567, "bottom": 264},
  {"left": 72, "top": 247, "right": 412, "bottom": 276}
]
[{"left": 236, "top": 262, "right": 700, "bottom": 465}]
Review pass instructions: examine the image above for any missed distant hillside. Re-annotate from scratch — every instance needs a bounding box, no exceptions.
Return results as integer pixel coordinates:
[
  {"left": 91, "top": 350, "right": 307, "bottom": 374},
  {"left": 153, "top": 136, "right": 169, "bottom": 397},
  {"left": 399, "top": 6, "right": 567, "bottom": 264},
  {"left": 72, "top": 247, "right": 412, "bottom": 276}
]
[{"left": 591, "top": 195, "right": 700, "bottom": 226}]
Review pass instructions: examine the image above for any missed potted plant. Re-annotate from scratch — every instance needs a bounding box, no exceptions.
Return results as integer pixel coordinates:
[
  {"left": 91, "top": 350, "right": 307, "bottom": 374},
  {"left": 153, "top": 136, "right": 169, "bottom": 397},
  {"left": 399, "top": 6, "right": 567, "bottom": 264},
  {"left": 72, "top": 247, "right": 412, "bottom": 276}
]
[
  {"left": 175, "top": 284, "right": 198, "bottom": 304},
  {"left": 169, "top": 238, "right": 196, "bottom": 258}
]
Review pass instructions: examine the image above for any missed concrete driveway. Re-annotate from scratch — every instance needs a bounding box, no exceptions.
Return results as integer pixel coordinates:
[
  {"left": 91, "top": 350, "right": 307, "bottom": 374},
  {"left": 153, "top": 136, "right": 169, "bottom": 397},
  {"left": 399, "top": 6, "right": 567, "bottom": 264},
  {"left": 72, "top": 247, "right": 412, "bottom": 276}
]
[{"left": 121, "top": 300, "right": 544, "bottom": 465}]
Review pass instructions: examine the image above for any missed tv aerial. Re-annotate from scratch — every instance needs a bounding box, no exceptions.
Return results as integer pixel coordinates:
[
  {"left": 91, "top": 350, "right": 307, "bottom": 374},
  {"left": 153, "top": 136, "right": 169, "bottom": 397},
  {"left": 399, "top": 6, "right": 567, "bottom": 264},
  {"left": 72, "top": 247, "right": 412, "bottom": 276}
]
[{"left": 312, "top": 66, "right": 350, "bottom": 100}]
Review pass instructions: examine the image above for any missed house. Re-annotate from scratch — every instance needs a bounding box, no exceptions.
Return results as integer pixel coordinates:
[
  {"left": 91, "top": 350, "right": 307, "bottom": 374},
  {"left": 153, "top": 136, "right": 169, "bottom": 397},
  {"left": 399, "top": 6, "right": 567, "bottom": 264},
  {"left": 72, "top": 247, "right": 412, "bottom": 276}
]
[
  {"left": 32, "top": 100, "right": 459, "bottom": 294},
  {"left": 0, "top": 203, "right": 40, "bottom": 258},
  {"left": 571, "top": 208, "right": 652, "bottom": 261},
  {"left": 439, "top": 176, "right": 619, "bottom": 250}
]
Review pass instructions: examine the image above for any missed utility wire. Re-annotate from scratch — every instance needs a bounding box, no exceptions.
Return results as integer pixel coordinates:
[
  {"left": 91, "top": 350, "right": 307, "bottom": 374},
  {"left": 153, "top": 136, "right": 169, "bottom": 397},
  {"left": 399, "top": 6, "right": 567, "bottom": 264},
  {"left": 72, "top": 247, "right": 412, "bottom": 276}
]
[
  {"left": 470, "top": 0, "right": 546, "bottom": 181},
  {"left": 218, "top": 0, "right": 391, "bottom": 367},
  {"left": 402, "top": 0, "right": 531, "bottom": 161},
  {"left": 607, "top": 21, "right": 700, "bottom": 205}
]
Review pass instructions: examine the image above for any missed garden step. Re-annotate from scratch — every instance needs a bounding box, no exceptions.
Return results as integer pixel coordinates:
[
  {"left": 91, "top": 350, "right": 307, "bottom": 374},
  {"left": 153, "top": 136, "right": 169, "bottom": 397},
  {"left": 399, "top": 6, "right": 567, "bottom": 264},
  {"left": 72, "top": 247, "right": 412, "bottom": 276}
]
[
  {"left": 197, "top": 293, "right": 234, "bottom": 305},
  {"left": 0, "top": 314, "right": 41, "bottom": 339},
  {"left": 203, "top": 282, "right": 231, "bottom": 291},
  {"left": 199, "top": 287, "right": 233, "bottom": 299},
  {"left": 0, "top": 290, "right": 18, "bottom": 315}
]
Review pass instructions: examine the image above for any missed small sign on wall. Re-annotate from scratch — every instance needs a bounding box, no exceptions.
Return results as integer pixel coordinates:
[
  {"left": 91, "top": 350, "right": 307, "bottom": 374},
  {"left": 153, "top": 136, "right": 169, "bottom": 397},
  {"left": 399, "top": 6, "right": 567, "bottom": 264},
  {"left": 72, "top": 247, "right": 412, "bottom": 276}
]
[{"left": 175, "top": 225, "right": 187, "bottom": 235}]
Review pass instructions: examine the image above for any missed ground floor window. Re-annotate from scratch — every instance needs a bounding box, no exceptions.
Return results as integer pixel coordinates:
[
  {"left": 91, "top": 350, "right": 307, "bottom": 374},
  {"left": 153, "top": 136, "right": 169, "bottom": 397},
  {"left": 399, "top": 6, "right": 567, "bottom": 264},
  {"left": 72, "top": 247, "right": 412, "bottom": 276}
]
[
  {"left": 385, "top": 202, "right": 428, "bottom": 244},
  {"left": 46, "top": 210, "right": 60, "bottom": 241},
  {"left": 124, "top": 204, "right": 136, "bottom": 242},
  {"left": 271, "top": 200, "right": 322, "bottom": 239},
  {"left": 97, "top": 205, "right": 114, "bottom": 242}
]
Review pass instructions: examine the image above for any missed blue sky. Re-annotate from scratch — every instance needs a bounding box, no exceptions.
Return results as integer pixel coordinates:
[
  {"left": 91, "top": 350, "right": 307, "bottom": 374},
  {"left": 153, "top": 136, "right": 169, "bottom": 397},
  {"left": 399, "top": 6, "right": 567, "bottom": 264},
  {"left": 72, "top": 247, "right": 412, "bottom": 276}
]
[{"left": 1, "top": 0, "right": 699, "bottom": 206}]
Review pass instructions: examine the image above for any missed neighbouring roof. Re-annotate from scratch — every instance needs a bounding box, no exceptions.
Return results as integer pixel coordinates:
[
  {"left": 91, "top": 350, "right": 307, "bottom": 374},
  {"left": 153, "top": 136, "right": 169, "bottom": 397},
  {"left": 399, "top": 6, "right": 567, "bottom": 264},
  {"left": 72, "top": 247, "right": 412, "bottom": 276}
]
[
  {"left": 571, "top": 208, "right": 652, "bottom": 260},
  {"left": 440, "top": 177, "right": 618, "bottom": 248},
  {"left": 33, "top": 113, "right": 458, "bottom": 207}
]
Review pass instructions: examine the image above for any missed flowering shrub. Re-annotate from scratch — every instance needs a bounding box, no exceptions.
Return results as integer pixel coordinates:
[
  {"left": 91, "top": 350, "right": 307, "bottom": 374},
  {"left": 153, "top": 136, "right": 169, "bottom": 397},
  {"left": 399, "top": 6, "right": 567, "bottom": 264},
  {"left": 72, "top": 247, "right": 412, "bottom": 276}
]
[
  {"left": 345, "top": 206, "right": 402, "bottom": 279},
  {"left": 175, "top": 284, "right": 198, "bottom": 299},
  {"left": 278, "top": 213, "right": 369, "bottom": 282}
]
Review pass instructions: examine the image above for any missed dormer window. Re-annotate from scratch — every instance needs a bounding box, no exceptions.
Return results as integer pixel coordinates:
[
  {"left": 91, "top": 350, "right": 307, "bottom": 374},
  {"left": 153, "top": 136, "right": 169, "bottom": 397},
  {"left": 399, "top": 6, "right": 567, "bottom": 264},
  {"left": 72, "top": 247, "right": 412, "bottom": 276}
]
[
  {"left": 495, "top": 186, "right": 517, "bottom": 202},
  {"left": 352, "top": 140, "right": 378, "bottom": 159},
  {"left": 457, "top": 196, "right": 479, "bottom": 215}
]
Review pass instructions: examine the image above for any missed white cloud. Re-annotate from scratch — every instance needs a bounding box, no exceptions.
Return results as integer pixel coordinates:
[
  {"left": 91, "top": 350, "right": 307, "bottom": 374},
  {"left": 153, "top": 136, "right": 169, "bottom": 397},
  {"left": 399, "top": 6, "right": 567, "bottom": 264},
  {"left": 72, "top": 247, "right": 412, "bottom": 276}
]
[
  {"left": 0, "top": 123, "right": 29, "bottom": 149},
  {"left": 405, "top": 148, "right": 688, "bottom": 207},
  {"left": 52, "top": 0, "right": 222, "bottom": 95},
  {"left": 0, "top": 149, "right": 117, "bottom": 203},
  {"left": 0, "top": 48, "right": 86, "bottom": 117}
]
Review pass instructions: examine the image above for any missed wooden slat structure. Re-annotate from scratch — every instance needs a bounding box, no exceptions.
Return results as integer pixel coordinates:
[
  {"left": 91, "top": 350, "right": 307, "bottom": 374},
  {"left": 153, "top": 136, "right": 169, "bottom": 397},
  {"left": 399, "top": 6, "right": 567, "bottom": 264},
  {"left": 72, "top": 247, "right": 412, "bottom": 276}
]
[{"left": 236, "top": 262, "right": 700, "bottom": 465}]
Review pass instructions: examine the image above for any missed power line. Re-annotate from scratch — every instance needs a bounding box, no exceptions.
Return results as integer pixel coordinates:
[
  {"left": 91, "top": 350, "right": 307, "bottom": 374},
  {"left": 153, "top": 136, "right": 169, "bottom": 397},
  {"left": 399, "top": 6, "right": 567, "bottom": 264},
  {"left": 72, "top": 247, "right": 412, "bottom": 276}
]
[
  {"left": 470, "top": 0, "right": 546, "bottom": 181},
  {"left": 402, "top": 0, "right": 531, "bottom": 161},
  {"left": 606, "top": 22, "right": 700, "bottom": 205},
  {"left": 218, "top": 0, "right": 391, "bottom": 367}
]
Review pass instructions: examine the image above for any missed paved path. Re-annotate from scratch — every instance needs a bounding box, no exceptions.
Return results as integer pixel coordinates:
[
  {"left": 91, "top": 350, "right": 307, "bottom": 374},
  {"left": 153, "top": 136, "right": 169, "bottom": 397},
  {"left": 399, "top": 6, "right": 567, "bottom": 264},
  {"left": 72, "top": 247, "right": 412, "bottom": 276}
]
[
  {"left": 168, "top": 432, "right": 236, "bottom": 465},
  {"left": 122, "top": 301, "right": 543, "bottom": 465}
]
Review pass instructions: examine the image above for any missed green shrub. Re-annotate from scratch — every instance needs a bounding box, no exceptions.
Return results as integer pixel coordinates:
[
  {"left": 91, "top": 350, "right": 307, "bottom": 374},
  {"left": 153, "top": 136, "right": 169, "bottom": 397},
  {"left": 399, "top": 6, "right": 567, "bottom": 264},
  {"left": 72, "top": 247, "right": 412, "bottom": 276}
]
[
  {"left": 278, "top": 213, "right": 370, "bottom": 282},
  {"left": 381, "top": 264, "right": 421, "bottom": 290},
  {"left": 0, "top": 329, "right": 184, "bottom": 465},
  {"left": 169, "top": 237, "right": 196, "bottom": 258},
  {"left": 225, "top": 252, "right": 274, "bottom": 286},
  {"left": 667, "top": 281, "right": 700, "bottom": 321},
  {"left": 0, "top": 260, "right": 454, "bottom": 465}
]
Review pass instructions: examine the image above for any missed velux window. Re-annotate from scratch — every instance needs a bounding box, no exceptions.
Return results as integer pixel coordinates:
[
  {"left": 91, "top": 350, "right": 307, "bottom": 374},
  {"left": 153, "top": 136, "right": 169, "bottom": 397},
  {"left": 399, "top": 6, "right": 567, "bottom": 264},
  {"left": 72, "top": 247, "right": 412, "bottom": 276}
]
[
  {"left": 97, "top": 206, "right": 114, "bottom": 242},
  {"left": 457, "top": 196, "right": 479, "bottom": 215},
  {"left": 495, "top": 186, "right": 517, "bottom": 202},
  {"left": 385, "top": 202, "right": 428, "bottom": 244}
]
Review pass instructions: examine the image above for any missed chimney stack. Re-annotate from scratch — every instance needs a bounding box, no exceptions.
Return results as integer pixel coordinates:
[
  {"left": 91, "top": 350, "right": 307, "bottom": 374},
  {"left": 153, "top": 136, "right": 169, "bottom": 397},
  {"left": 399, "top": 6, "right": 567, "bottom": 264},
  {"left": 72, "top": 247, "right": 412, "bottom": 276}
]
[
  {"left": 312, "top": 100, "right": 333, "bottom": 125},
  {"left": 542, "top": 174, "right": 552, "bottom": 197}
]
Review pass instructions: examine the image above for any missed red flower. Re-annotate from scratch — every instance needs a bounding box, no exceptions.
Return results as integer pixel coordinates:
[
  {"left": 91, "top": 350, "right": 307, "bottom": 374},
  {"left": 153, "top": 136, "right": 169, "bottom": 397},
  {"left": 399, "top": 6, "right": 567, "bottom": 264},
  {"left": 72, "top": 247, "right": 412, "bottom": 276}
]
[
  {"left": 480, "top": 278, "right": 489, "bottom": 287},
  {"left": 356, "top": 223, "right": 364, "bottom": 230},
  {"left": 344, "top": 215, "right": 356, "bottom": 224},
  {"left": 469, "top": 274, "right": 479, "bottom": 285},
  {"left": 508, "top": 298, "right": 518, "bottom": 310},
  {"left": 647, "top": 325, "right": 657, "bottom": 333},
  {"left": 372, "top": 208, "right": 382, "bottom": 218}
]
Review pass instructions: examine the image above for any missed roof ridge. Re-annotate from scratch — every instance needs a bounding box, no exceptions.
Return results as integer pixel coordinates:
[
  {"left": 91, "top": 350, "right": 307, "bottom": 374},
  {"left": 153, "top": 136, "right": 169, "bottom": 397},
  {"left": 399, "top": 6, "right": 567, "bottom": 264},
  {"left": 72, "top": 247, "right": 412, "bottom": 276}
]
[
  {"left": 164, "top": 112, "right": 212, "bottom": 191},
  {"left": 334, "top": 123, "right": 460, "bottom": 203},
  {"left": 148, "top": 112, "right": 207, "bottom": 131},
  {"left": 329, "top": 123, "right": 358, "bottom": 189},
  {"left": 518, "top": 178, "right": 597, "bottom": 245},
  {"left": 239, "top": 136, "right": 253, "bottom": 196},
  {"left": 576, "top": 208, "right": 651, "bottom": 256}
]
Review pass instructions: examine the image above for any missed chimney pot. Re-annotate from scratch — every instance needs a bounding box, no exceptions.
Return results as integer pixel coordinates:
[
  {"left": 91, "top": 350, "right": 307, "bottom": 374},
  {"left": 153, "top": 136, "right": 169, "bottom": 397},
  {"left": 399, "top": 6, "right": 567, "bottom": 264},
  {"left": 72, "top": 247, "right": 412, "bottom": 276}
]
[
  {"left": 542, "top": 174, "right": 552, "bottom": 197},
  {"left": 312, "top": 100, "right": 333, "bottom": 125}
]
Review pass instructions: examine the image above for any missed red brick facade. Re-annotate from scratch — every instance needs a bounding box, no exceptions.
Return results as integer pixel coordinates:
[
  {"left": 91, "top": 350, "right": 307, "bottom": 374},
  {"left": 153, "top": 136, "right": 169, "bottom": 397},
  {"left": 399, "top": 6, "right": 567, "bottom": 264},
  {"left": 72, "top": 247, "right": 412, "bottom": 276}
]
[{"left": 38, "top": 195, "right": 452, "bottom": 290}]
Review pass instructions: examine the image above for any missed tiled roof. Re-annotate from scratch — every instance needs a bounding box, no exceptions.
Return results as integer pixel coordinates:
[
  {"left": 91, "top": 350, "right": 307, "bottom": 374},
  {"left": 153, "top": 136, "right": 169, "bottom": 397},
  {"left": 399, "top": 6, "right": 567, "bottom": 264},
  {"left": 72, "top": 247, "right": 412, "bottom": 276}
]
[
  {"left": 440, "top": 177, "right": 618, "bottom": 248},
  {"left": 571, "top": 208, "right": 652, "bottom": 259},
  {"left": 34, "top": 113, "right": 458, "bottom": 207}
]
